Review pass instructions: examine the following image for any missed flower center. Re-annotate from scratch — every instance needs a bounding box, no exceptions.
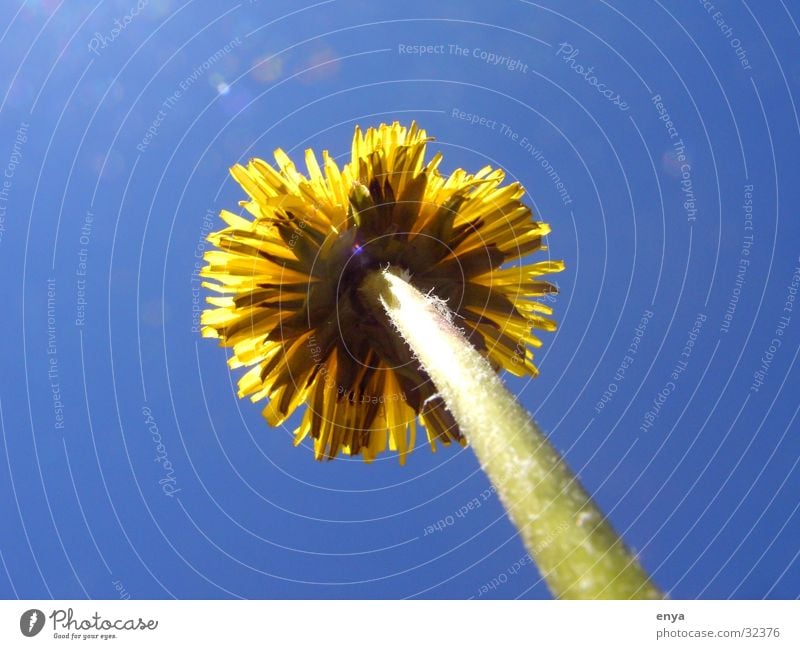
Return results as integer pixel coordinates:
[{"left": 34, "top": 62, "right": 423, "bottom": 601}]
[{"left": 337, "top": 235, "right": 392, "bottom": 317}]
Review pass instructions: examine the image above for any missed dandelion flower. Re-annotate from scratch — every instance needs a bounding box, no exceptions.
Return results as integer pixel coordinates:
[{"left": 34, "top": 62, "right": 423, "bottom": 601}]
[
  {"left": 200, "top": 121, "right": 563, "bottom": 463},
  {"left": 199, "top": 121, "right": 662, "bottom": 599}
]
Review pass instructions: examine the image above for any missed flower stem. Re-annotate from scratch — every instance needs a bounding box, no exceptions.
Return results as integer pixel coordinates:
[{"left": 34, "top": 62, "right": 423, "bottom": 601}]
[{"left": 361, "top": 267, "right": 663, "bottom": 599}]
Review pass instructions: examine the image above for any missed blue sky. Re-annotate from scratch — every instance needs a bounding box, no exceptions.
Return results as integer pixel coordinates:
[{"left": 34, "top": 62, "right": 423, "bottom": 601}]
[{"left": 0, "top": 0, "right": 798, "bottom": 599}]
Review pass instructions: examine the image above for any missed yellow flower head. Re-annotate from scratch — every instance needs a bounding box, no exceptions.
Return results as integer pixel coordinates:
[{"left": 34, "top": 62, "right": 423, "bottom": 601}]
[{"left": 200, "top": 122, "right": 563, "bottom": 463}]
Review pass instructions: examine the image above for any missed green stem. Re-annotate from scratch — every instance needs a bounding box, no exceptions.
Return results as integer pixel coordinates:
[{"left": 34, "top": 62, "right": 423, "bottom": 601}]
[{"left": 361, "top": 267, "right": 662, "bottom": 599}]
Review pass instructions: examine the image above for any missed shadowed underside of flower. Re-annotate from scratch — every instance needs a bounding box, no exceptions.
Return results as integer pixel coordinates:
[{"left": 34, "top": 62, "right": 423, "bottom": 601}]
[{"left": 200, "top": 121, "right": 563, "bottom": 462}]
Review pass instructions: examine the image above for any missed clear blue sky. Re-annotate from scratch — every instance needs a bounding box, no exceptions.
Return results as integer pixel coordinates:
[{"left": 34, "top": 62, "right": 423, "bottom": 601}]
[{"left": 0, "top": 0, "right": 798, "bottom": 599}]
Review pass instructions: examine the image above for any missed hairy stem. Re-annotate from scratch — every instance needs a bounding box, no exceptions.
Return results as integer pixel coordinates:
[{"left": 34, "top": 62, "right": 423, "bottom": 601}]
[{"left": 361, "top": 267, "right": 662, "bottom": 599}]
